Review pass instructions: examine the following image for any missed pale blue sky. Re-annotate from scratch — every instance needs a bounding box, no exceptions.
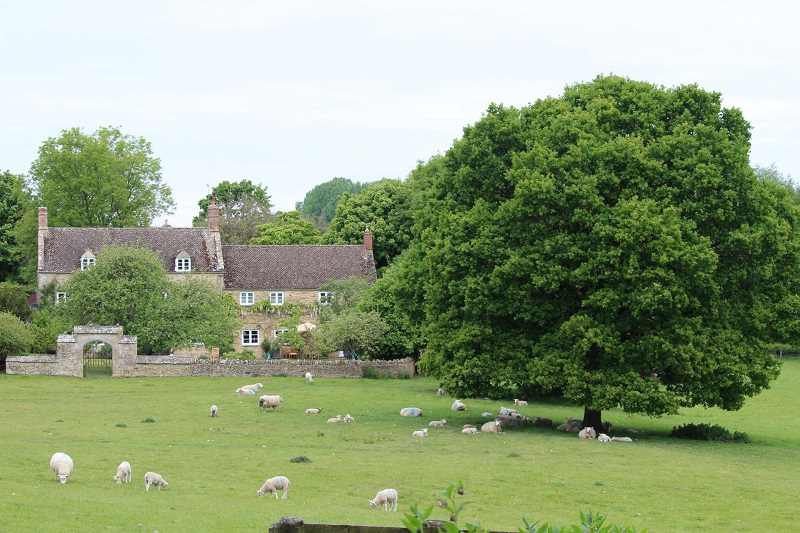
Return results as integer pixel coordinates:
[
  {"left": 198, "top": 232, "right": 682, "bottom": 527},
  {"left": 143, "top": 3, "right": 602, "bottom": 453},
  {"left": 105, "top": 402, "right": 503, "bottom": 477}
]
[{"left": 2, "top": 0, "right": 797, "bottom": 227}]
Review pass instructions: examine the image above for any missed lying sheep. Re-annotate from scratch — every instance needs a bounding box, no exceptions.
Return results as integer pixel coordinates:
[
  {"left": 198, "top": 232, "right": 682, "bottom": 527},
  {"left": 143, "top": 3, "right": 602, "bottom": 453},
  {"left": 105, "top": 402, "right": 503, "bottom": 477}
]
[
  {"left": 462, "top": 424, "right": 476, "bottom": 429},
  {"left": 555, "top": 418, "right": 583, "bottom": 431},
  {"left": 498, "top": 407, "right": 521, "bottom": 417},
  {"left": 412, "top": 429, "right": 429, "bottom": 437},
  {"left": 436, "top": 388, "right": 447, "bottom": 396},
  {"left": 343, "top": 413, "right": 355, "bottom": 423},
  {"left": 305, "top": 408, "right": 324, "bottom": 414},
  {"left": 461, "top": 427, "right": 478, "bottom": 434},
  {"left": 532, "top": 416, "right": 553, "bottom": 428},
  {"left": 496, "top": 414, "right": 526, "bottom": 428},
  {"left": 236, "top": 388, "right": 256, "bottom": 397},
  {"left": 257, "top": 475, "right": 290, "bottom": 499},
  {"left": 597, "top": 433, "right": 612, "bottom": 443},
  {"left": 369, "top": 488, "right": 398, "bottom": 511},
  {"left": 113, "top": 461, "right": 131, "bottom": 483},
  {"left": 305, "top": 372, "right": 313, "bottom": 383},
  {"left": 327, "top": 414, "right": 343, "bottom": 423},
  {"left": 451, "top": 400, "right": 466, "bottom": 411},
  {"left": 428, "top": 419, "right": 446, "bottom": 427},
  {"left": 611, "top": 436, "right": 634, "bottom": 442},
  {"left": 513, "top": 399, "right": 528, "bottom": 406},
  {"left": 240, "top": 383, "right": 264, "bottom": 393},
  {"left": 259, "top": 395, "right": 283, "bottom": 412},
  {"left": 50, "top": 452, "right": 73, "bottom": 484},
  {"left": 480, "top": 420, "right": 502, "bottom": 433},
  {"left": 482, "top": 412, "right": 494, "bottom": 418},
  {"left": 578, "top": 427, "right": 597, "bottom": 439},
  {"left": 210, "top": 405, "right": 218, "bottom": 417},
  {"left": 400, "top": 407, "right": 423, "bottom": 417},
  {"left": 144, "top": 471, "right": 169, "bottom": 491}
]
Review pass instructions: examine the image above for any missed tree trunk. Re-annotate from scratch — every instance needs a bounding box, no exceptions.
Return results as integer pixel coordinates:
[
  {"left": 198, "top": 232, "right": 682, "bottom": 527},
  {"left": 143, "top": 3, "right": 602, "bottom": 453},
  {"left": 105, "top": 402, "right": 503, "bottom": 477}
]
[{"left": 583, "top": 407, "right": 603, "bottom": 433}]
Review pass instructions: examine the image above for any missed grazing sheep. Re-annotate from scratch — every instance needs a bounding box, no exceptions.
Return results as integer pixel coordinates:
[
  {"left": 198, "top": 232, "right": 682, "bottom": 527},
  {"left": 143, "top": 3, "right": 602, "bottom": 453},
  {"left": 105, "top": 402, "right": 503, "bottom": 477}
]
[
  {"left": 428, "top": 419, "right": 447, "bottom": 427},
  {"left": 210, "top": 405, "right": 218, "bottom": 417},
  {"left": 482, "top": 412, "right": 494, "bottom": 418},
  {"left": 532, "top": 416, "right": 553, "bottom": 428},
  {"left": 480, "top": 420, "right": 502, "bottom": 433},
  {"left": 113, "top": 461, "right": 131, "bottom": 483},
  {"left": 461, "top": 427, "right": 478, "bottom": 434},
  {"left": 259, "top": 395, "right": 283, "bottom": 412},
  {"left": 436, "top": 388, "right": 447, "bottom": 396},
  {"left": 611, "top": 436, "right": 634, "bottom": 442},
  {"left": 597, "top": 433, "right": 612, "bottom": 443},
  {"left": 400, "top": 407, "right": 423, "bottom": 417},
  {"left": 50, "top": 452, "right": 73, "bottom": 484},
  {"left": 451, "top": 400, "right": 466, "bottom": 411},
  {"left": 513, "top": 399, "right": 528, "bottom": 406},
  {"left": 578, "top": 427, "right": 597, "bottom": 439},
  {"left": 327, "top": 414, "right": 343, "bottom": 423},
  {"left": 305, "top": 408, "right": 324, "bottom": 414},
  {"left": 240, "top": 383, "right": 264, "bottom": 393},
  {"left": 369, "top": 488, "right": 398, "bottom": 511},
  {"left": 412, "top": 429, "right": 429, "bottom": 437},
  {"left": 257, "top": 475, "right": 290, "bottom": 499},
  {"left": 144, "top": 471, "right": 169, "bottom": 491},
  {"left": 305, "top": 372, "right": 313, "bottom": 383},
  {"left": 236, "top": 388, "right": 256, "bottom": 396},
  {"left": 343, "top": 413, "right": 355, "bottom": 423}
]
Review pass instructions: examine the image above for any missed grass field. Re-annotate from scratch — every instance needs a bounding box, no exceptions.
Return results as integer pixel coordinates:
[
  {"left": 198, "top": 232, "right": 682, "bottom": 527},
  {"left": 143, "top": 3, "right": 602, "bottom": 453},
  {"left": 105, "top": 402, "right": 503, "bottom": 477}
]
[{"left": 1, "top": 359, "right": 798, "bottom": 533}]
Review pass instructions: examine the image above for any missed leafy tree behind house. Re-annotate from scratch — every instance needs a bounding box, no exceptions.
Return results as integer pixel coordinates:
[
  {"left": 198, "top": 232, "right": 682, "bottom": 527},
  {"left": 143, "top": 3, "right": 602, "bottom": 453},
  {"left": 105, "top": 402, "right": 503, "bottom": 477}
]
[
  {"left": 250, "top": 211, "right": 322, "bottom": 244},
  {"left": 193, "top": 179, "right": 273, "bottom": 243},
  {"left": 29, "top": 127, "right": 174, "bottom": 227},
  {"left": 296, "top": 177, "right": 369, "bottom": 229},
  {"left": 0, "top": 170, "right": 33, "bottom": 283}
]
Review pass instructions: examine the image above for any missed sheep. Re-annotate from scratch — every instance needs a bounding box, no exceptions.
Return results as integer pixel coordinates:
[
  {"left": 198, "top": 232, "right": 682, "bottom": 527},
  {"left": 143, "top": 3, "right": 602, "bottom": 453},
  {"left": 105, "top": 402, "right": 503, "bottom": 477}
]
[
  {"left": 144, "top": 471, "right": 169, "bottom": 491},
  {"left": 498, "top": 407, "right": 521, "bottom": 417},
  {"left": 496, "top": 414, "right": 526, "bottom": 428},
  {"left": 240, "top": 383, "right": 264, "bottom": 393},
  {"left": 480, "top": 420, "right": 502, "bottom": 433},
  {"left": 113, "top": 461, "right": 131, "bottom": 483},
  {"left": 343, "top": 413, "right": 355, "bottom": 423},
  {"left": 305, "top": 372, "right": 313, "bottom": 383},
  {"left": 428, "top": 419, "right": 447, "bottom": 427},
  {"left": 257, "top": 475, "right": 290, "bottom": 499},
  {"left": 451, "top": 400, "right": 466, "bottom": 411},
  {"left": 210, "top": 405, "right": 218, "bottom": 417},
  {"left": 327, "top": 414, "right": 343, "bottom": 423},
  {"left": 259, "top": 395, "right": 283, "bottom": 412},
  {"left": 461, "top": 427, "right": 478, "bottom": 434},
  {"left": 482, "top": 412, "right": 494, "bottom": 418},
  {"left": 578, "top": 427, "right": 597, "bottom": 439},
  {"left": 236, "top": 388, "right": 256, "bottom": 397},
  {"left": 462, "top": 424, "right": 476, "bottom": 429},
  {"left": 513, "top": 399, "right": 528, "bottom": 406},
  {"left": 305, "top": 408, "right": 324, "bottom": 414},
  {"left": 436, "top": 388, "right": 447, "bottom": 396},
  {"left": 532, "top": 416, "right": 553, "bottom": 428},
  {"left": 369, "top": 488, "right": 398, "bottom": 511},
  {"left": 611, "top": 436, "right": 634, "bottom": 442},
  {"left": 50, "top": 452, "right": 73, "bottom": 484},
  {"left": 399, "top": 407, "right": 423, "bottom": 417},
  {"left": 412, "top": 429, "right": 429, "bottom": 437},
  {"left": 597, "top": 433, "right": 612, "bottom": 443},
  {"left": 555, "top": 418, "right": 583, "bottom": 431}
]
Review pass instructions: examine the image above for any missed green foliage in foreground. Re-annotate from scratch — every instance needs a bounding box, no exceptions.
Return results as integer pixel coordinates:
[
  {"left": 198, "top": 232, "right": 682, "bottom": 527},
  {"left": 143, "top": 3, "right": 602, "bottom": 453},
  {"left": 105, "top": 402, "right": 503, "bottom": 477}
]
[{"left": 1, "top": 360, "right": 799, "bottom": 532}]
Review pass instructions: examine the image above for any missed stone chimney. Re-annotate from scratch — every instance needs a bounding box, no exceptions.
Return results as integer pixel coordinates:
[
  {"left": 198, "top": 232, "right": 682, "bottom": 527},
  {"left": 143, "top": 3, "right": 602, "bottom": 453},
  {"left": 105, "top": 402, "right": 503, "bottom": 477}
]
[
  {"left": 363, "top": 227, "right": 373, "bottom": 251},
  {"left": 37, "top": 207, "right": 48, "bottom": 279},
  {"left": 38, "top": 206, "right": 48, "bottom": 230},
  {"left": 208, "top": 197, "right": 219, "bottom": 232}
]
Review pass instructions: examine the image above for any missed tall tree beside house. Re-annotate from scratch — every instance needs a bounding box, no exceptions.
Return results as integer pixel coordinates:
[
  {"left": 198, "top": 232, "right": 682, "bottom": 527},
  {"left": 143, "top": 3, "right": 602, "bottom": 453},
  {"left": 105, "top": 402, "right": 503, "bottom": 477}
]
[
  {"left": 29, "top": 127, "right": 174, "bottom": 227},
  {"left": 193, "top": 179, "right": 273, "bottom": 244},
  {"left": 0, "top": 170, "right": 33, "bottom": 283},
  {"left": 400, "top": 75, "right": 799, "bottom": 431},
  {"left": 250, "top": 211, "right": 322, "bottom": 244},
  {"left": 296, "top": 177, "right": 369, "bottom": 229}
]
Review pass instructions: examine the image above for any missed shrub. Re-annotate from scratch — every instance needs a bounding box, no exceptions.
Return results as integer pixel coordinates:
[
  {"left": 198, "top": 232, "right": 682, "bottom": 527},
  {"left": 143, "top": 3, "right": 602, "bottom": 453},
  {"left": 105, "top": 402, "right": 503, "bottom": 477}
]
[
  {"left": 141, "top": 418, "right": 156, "bottom": 423},
  {"left": 0, "top": 311, "right": 34, "bottom": 364},
  {"left": 290, "top": 455, "right": 311, "bottom": 463},
  {"left": 671, "top": 423, "right": 750, "bottom": 443}
]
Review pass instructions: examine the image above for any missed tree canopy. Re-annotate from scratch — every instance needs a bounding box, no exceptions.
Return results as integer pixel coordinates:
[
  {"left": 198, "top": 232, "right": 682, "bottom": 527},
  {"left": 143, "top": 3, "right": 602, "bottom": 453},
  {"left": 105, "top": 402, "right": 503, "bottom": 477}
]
[
  {"left": 399, "top": 76, "right": 796, "bottom": 429},
  {"left": 193, "top": 179, "right": 273, "bottom": 244},
  {"left": 0, "top": 171, "right": 32, "bottom": 283},
  {"left": 30, "top": 127, "right": 174, "bottom": 227},
  {"left": 250, "top": 211, "right": 321, "bottom": 245},
  {"left": 296, "top": 177, "right": 369, "bottom": 228}
]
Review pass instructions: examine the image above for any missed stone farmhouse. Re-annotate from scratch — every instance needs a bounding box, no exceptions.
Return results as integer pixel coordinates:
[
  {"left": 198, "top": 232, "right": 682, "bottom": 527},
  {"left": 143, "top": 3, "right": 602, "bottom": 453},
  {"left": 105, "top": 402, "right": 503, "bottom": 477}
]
[{"left": 36, "top": 200, "right": 377, "bottom": 356}]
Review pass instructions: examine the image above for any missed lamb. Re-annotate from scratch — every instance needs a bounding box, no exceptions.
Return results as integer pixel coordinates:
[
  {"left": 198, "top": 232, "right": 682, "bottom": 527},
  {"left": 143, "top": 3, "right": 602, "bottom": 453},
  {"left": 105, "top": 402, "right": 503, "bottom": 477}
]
[
  {"left": 259, "top": 395, "right": 283, "bottom": 412},
  {"left": 240, "top": 383, "right": 264, "bottom": 393},
  {"left": 305, "top": 372, "right": 313, "bottom": 383},
  {"left": 611, "top": 436, "right": 634, "bottom": 442},
  {"left": 257, "top": 475, "right": 290, "bottom": 499},
  {"left": 480, "top": 420, "right": 502, "bottom": 433},
  {"left": 369, "top": 488, "right": 398, "bottom": 511},
  {"left": 113, "top": 461, "right": 131, "bottom": 483},
  {"left": 578, "top": 427, "right": 597, "bottom": 439},
  {"left": 513, "top": 399, "right": 528, "bottom": 406},
  {"left": 597, "top": 433, "right": 612, "bottom": 443},
  {"left": 327, "top": 414, "right": 343, "bottom": 423},
  {"left": 236, "top": 388, "right": 256, "bottom": 396},
  {"left": 343, "top": 413, "right": 355, "bottom": 423},
  {"left": 50, "top": 452, "right": 73, "bottom": 484},
  {"left": 210, "top": 405, "right": 218, "bottom": 417},
  {"left": 532, "top": 416, "right": 553, "bottom": 428},
  {"left": 461, "top": 427, "right": 478, "bottom": 434},
  {"left": 144, "top": 471, "right": 169, "bottom": 491},
  {"left": 399, "top": 407, "right": 423, "bottom": 417},
  {"left": 428, "top": 419, "right": 447, "bottom": 427},
  {"left": 451, "top": 400, "right": 466, "bottom": 411},
  {"left": 305, "top": 408, "right": 324, "bottom": 414},
  {"left": 412, "top": 429, "right": 429, "bottom": 437},
  {"left": 436, "top": 388, "right": 447, "bottom": 396}
]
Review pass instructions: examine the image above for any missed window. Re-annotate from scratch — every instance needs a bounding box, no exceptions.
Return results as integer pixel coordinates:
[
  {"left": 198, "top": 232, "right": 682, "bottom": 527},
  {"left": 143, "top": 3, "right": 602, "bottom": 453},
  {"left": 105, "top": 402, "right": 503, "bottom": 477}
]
[
  {"left": 56, "top": 292, "right": 67, "bottom": 305},
  {"left": 270, "top": 292, "right": 284, "bottom": 305},
  {"left": 318, "top": 291, "right": 333, "bottom": 305},
  {"left": 242, "top": 329, "right": 260, "bottom": 346},
  {"left": 175, "top": 257, "right": 192, "bottom": 272},
  {"left": 80, "top": 257, "right": 95, "bottom": 270},
  {"left": 240, "top": 292, "right": 254, "bottom": 305},
  {"left": 274, "top": 328, "right": 289, "bottom": 339}
]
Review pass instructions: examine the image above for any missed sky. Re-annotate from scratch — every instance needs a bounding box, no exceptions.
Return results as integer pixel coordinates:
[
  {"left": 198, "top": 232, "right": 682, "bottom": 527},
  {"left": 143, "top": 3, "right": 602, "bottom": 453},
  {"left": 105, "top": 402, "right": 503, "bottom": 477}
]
[{"left": 2, "top": 0, "right": 798, "bottom": 227}]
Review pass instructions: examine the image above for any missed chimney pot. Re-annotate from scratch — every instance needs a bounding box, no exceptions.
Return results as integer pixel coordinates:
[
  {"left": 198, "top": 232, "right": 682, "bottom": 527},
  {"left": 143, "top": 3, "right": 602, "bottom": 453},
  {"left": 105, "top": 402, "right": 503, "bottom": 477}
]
[{"left": 38, "top": 207, "right": 48, "bottom": 230}]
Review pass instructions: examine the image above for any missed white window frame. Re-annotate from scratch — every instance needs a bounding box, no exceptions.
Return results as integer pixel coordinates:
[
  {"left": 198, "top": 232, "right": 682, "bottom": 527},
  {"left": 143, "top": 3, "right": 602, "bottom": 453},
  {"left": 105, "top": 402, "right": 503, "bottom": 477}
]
[
  {"left": 240, "top": 292, "right": 255, "bottom": 305},
  {"left": 318, "top": 291, "right": 333, "bottom": 305},
  {"left": 274, "top": 328, "right": 289, "bottom": 339},
  {"left": 56, "top": 292, "right": 67, "bottom": 305},
  {"left": 175, "top": 257, "right": 192, "bottom": 272},
  {"left": 270, "top": 292, "right": 284, "bottom": 306},
  {"left": 80, "top": 257, "right": 95, "bottom": 270},
  {"left": 241, "top": 329, "right": 260, "bottom": 346}
]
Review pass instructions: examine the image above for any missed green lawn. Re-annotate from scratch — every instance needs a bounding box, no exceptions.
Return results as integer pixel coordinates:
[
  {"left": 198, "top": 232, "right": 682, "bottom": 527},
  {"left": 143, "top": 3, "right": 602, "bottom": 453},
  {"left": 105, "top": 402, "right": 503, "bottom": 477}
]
[{"left": 1, "top": 359, "right": 798, "bottom": 532}]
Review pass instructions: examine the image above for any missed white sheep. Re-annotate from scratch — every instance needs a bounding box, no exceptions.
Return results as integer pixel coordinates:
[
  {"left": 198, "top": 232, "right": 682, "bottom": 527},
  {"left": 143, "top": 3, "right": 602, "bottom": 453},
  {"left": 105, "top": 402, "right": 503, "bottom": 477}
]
[
  {"left": 480, "top": 420, "right": 502, "bottom": 433},
  {"left": 461, "top": 427, "right": 478, "bottom": 434},
  {"left": 597, "top": 433, "right": 612, "bottom": 443},
  {"left": 327, "top": 414, "right": 343, "bottom": 423},
  {"left": 240, "top": 383, "right": 264, "bottom": 392},
  {"left": 451, "top": 400, "right": 466, "bottom": 411},
  {"left": 513, "top": 399, "right": 528, "bottom": 406},
  {"left": 50, "top": 452, "right": 73, "bottom": 484},
  {"left": 611, "top": 436, "right": 634, "bottom": 442},
  {"left": 343, "top": 413, "right": 355, "bottom": 423},
  {"left": 412, "top": 429, "right": 429, "bottom": 437},
  {"left": 305, "top": 407, "right": 324, "bottom": 414},
  {"left": 257, "top": 475, "right": 290, "bottom": 498},
  {"left": 428, "top": 419, "right": 446, "bottom": 427},
  {"left": 399, "top": 407, "right": 423, "bottom": 417},
  {"left": 210, "top": 405, "right": 218, "bottom": 417},
  {"left": 436, "top": 388, "right": 447, "bottom": 396},
  {"left": 305, "top": 372, "right": 313, "bottom": 383},
  {"left": 498, "top": 407, "right": 520, "bottom": 417},
  {"left": 236, "top": 388, "right": 256, "bottom": 397},
  {"left": 144, "top": 471, "right": 169, "bottom": 491},
  {"left": 113, "top": 461, "right": 131, "bottom": 483},
  {"left": 578, "top": 427, "right": 597, "bottom": 439},
  {"left": 369, "top": 488, "right": 398, "bottom": 511},
  {"left": 462, "top": 424, "right": 476, "bottom": 429},
  {"left": 259, "top": 395, "right": 283, "bottom": 412}
]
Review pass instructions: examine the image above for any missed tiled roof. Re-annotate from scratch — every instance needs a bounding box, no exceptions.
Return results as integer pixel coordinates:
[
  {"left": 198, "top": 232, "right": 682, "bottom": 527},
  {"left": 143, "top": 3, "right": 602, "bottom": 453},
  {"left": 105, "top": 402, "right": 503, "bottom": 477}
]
[
  {"left": 41, "top": 227, "right": 223, "bottom": 273},
  {"left": 222, "top": 244, "right": 376, "bottom": 290}
]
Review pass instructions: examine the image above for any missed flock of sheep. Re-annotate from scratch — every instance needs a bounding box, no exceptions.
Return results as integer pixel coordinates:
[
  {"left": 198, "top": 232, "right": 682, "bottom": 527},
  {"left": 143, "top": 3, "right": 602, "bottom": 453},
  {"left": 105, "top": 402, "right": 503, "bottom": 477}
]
[{"left": 49, "top": 453, "right": 169, "bottom": 491}]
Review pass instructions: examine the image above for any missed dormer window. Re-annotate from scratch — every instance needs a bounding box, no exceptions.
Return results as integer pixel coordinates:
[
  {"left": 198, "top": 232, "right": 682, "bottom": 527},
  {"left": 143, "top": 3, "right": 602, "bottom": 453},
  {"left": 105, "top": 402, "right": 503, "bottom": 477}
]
[
  {"left": 80, "top": 251, "right": 96, "bottom": 271},
  {"left": 175, "top": 251, "right": 192, "bottom": 272}
]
